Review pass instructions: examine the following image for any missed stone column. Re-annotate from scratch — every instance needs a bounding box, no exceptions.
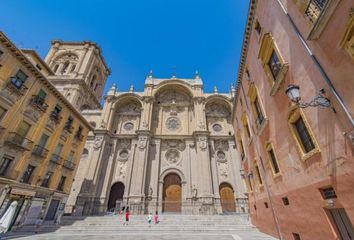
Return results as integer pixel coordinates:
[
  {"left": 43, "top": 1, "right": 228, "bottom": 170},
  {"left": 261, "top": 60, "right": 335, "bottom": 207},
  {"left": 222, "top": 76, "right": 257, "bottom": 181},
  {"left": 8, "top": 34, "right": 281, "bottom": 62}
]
[
  {"left": 128, "top": 131, "right": 150, "bottom": 214},
  {"left": 194, "top": 132, "right": 214, "bottom": 214},
  {"left": 209, "top": 139, "right": 223, "bottom": 214},
  {"left": 147, "top": 139, "right": 161, "bottom": 213},
  {"left": 228, "top": 139, "right": 247, "bottom": 212}
]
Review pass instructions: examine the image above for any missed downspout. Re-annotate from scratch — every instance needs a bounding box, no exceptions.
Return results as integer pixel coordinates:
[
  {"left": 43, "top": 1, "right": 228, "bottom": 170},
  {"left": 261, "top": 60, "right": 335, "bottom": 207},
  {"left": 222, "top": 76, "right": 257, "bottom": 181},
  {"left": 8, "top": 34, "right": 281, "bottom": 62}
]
[{"left": 275, "top": 0, "right": 354, "bottom": 128}]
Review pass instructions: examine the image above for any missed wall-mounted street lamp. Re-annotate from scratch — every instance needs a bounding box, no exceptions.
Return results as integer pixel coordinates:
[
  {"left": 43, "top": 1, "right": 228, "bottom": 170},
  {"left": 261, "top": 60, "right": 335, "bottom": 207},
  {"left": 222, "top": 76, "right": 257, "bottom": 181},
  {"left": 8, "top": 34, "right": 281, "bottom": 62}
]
[{"left": 285, "top": 84, "right": 331, "bottom": 108}]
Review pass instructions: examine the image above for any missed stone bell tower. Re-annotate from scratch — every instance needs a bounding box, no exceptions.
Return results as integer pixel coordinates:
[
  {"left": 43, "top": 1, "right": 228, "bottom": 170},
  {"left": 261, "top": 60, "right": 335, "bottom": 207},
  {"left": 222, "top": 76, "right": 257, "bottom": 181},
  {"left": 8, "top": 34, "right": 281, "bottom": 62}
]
[{"left": 45, "top": 40, "right": 111, "bottom": 110}]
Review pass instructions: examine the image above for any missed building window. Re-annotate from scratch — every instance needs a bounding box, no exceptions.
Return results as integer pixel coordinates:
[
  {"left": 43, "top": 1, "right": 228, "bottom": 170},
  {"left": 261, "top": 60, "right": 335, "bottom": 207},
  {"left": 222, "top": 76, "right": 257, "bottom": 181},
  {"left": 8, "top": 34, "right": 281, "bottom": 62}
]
[
  {"left": 340, "top": 11, "right": 354, "bottom": 61},
  {"left": 75, "top": 126, "right": 84, "bottom": 140},
  {"left": 57, "top": 176, "right": 66, "bottom": 191},
  {"left": 264, "top": 202, "right": 269, "bottom": 208},
  {"left": 31, "top": 89, "right": 47, "bottom": 109},
  {"left": 50, "top": 104, "right": 62, "bottom": 122},
  {"left": 258, "top": 33, "right": 288, "bottom": 95},
  {"left": 0, "top": 156, "right": 13, "bottom": 176},
  {"left": 254, "top": 162, "right": 263, "bottom": 185},
  {"left": 33, "top": 133, "right": 49, "bottom": 157},
  {"left": 61, "top": 61, "right": 69, "bottom": 74},
  {"left": 282, "top": 197, "right": 290, "bottom": 206},
  {"left": 247, "top": 83, "right": 267, "bottom": 131},
  {"left": 11, "top": 69, "right": 28, "bottom": 89},
  {"left": 319, "top": 187, "right": 337, "bottom": 200},
  {"left": 238, "top": 137, "right": 245, "bottom": 161},
  {"left": 0, "top": 106, "right": 7, "bottom": 122},
  {"left": 267, "top": 50, "right": 282, "bottom": 80},
  {"left": 255, "top": 19, "right": 262, "bottom": 36},
  {"left": 53, "top": 64, "right": 59, "bottom": 73},
  {"left": 242, "top": 114, "right": 251, "bottom": 139},
  {"left": 21, "top": 165, "right": 35, "bottom": 183},
  {"left": 266, "top": 142, "right": 280, "bottom": 175},
  {"left": 247, "top": 173, "right": 253, "bottom": 192},
  {"left": 67, "top": 151, "right": 75, "bottom": 162},
  {"left": 41, "top": 171, "right": 53, "bottom": 188},
  {"left": 16, "top": 121, "right": 31, "bottom": 139},
  {"left": 70, "top": 64, "right": 76, "bottom": 73},
  {"left": 64, "top": 116, "right": 74, "bottom": 132},
  {"left": 305, "top": 0, "right": 328, "bottom": 23},
  {"left": 294, "top": 117, "right": 315, "bottom": 153},
  {"left": 288, "top": 109, "right": 319, "bottom": 160}
]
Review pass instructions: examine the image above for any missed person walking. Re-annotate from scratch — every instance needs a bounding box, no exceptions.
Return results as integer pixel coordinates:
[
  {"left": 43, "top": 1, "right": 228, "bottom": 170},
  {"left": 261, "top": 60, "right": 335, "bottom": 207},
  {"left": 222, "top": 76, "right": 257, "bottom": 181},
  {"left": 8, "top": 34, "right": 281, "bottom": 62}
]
[
  {"left": 148, "top": 213, "right": 152, "bottom": 228},
  {"left": 154, "top": 211, "right": 159, "bottom": 224},
  {"left": 123, "top": 209, "right": 129, "bottom": 226}
]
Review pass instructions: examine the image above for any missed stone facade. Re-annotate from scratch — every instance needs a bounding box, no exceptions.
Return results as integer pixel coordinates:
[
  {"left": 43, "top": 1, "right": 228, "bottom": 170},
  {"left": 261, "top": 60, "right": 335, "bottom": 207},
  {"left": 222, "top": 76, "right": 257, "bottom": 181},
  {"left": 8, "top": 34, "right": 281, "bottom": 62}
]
[
  {"left": 233, "top": 1, "right": 354, "bottom": 240},
  {"left": 67, "top": 74, "right": 247, "bottom": 215},
  {"left": 45, "top": 40, "right": 111, "bottom": 111}
]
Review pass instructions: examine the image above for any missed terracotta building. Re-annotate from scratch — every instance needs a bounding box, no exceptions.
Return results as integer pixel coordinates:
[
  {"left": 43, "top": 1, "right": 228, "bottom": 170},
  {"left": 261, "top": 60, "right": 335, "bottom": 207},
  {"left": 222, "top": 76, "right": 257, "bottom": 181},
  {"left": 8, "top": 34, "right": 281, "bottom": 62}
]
[
  {"left": 233, "top": 1, "right": 354, "bottom": 239},
  {"left": 0, "top": 32, "right": 93, "bottom": 229}
]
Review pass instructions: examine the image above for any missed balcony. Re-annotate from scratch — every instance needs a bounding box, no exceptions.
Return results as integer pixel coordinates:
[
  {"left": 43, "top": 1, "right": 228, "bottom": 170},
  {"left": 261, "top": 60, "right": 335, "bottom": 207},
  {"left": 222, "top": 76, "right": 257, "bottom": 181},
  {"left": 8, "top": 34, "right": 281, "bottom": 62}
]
[
  {"left": 32, "top": 145, "right": 49, "bottom": 158},
  {"left": 4, "top": 132, "right": 33, "bottom": 151},
  {"left": 64, "top": 124, "right": 73, "bottom": 133},
  {"left": 49, "top": 111, "right": 62, "bottom": 124},
  {"left": 0, "top": 78, "right": 28, "bottom": 105},
  {"left": 75, "top": 132, "right": 84, "bottom": 141},
  {"left": 63, "top": 160, "right": 76, "bottom": 170},
  {"left": 30, "top": 95, "right": 48, "bottom": 112},
  {"left": 50, "top": 154, "right": 62, "bottom": 164}
]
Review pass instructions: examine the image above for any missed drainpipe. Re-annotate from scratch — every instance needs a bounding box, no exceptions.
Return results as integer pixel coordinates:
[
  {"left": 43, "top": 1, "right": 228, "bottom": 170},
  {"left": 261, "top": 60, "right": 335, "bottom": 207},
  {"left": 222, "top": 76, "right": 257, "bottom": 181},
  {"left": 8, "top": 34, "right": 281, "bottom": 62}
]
[{"left": 275, "top": 0, "right": 354, "bottom": 128}]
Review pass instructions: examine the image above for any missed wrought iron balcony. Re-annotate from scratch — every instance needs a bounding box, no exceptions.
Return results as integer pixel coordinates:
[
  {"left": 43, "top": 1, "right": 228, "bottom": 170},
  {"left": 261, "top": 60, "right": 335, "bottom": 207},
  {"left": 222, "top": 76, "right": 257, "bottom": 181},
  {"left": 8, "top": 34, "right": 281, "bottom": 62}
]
[
  {"left": 49, "top": 111, "right": 62, "bottom": 124},
  {"left": 75, "top": 132, "right": 84, "bottom": 141},
  {"left": 305, "top": 0, "right": 327, "bottom": 23},
  {"left": 50, "top": 154, "right": 62, "bottom": 164},
  {"left": 4, "top": 132, "right": 33, "bottom": 151},
  {"left": 32, "top": 145, "right": 49, "bottom": 158},
  {"left": 30, "top": 95, "right": 48, "bottom": 112},
  {"left": 6, "top": 77, "right": 28, "bottom": 95},
  {"left": 63, "top": 160, "right": 76, "bottom": 170},
  {"left": 64, "top": 124, "right": 73, "bottom": 133}
]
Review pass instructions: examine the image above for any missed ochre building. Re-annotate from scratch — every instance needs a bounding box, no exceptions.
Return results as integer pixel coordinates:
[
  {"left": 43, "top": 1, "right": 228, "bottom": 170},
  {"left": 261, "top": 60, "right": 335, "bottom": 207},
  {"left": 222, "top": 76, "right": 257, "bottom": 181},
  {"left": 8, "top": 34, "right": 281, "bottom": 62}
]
[
  {"left": 0, "top": 32, "right": 93, "bottom": 228},
  {"left": 66, "top": 74, "right": 247, "bottom": 215},
  {"left": 233, "top": 1, "right": 354, "bottom": 239}
]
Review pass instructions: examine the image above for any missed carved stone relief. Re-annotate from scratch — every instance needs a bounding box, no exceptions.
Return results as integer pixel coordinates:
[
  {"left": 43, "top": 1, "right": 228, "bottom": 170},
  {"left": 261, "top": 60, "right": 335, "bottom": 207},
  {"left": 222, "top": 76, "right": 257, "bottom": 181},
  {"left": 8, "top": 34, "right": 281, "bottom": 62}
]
[
  {"left": 166, "top": 117, "right": 181, "bottom": 131},
  {"left": 161, "top": 140, "right": 186, "bottom": 151},
  {"left": 165, "top": 149, "right": 180, "bottom": 165},
  {"left": 198, "top": 136, "right": 208, "bottom": 151},
  {"left": 218, "top": 162, "right": 229, "bottom": 179},
  {"left": 93, "top": 136, "right": 104, "bottom": 149},
  {"left": 138, "top": 135, "right": 148, "bottom": 150},
  {"left": 206, "top": 103, "right": 230, "bottom": 118},
  {"left": 117, "top": 161, "right": 127, "bottom": 179}
]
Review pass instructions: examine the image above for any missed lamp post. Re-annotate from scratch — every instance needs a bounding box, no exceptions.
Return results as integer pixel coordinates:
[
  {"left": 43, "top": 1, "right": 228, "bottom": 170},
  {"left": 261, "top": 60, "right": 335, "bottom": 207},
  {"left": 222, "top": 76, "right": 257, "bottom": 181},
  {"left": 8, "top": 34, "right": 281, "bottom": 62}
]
[{"left": 285, "top": 85, "right": 331, "bottom": 108}]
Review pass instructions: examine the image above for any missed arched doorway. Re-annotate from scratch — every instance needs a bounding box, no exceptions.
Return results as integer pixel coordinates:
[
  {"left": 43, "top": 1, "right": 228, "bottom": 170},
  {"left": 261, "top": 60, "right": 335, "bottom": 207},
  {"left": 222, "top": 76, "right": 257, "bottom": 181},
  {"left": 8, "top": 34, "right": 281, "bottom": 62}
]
[
  {"left": 219, "top": 183, "right": 236, "bottom": 213},
  {"left": 107, "top": 182, "right": 125, "bottom": 211},
  {"left": 163, "top": 173, "right": 182, "bottom": 212}
]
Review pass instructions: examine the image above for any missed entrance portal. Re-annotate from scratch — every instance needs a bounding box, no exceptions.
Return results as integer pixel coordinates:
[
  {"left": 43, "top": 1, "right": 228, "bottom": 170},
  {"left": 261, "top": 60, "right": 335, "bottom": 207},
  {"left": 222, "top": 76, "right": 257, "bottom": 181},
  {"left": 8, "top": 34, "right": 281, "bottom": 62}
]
[
  {"left": 163, "top": 173, "right": 181, "bottom": 212},
  {"left": 219, "top": 183, "right": 236, "bottom": 213},
  {"left": 107, "top": 182, "right": 124, "bottom": 211}
]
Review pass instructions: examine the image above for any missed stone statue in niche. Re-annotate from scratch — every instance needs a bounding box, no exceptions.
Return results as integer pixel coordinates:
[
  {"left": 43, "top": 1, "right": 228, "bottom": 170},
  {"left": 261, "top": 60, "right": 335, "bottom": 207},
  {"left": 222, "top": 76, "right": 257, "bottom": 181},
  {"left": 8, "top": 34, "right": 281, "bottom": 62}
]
[
  {"left": 192, "top": 185, "right": 198, "bottom": 200},
  {"left": 149, "top": 186, "right": 153, "bottom": 196}
]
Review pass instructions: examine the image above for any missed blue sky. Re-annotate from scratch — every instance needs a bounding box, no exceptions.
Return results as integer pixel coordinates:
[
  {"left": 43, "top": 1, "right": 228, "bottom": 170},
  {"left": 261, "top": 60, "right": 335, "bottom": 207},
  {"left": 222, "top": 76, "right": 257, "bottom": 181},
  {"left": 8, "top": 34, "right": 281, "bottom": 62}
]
[{"left": 0, "top": 0, "right": 249, "bottom": 95}]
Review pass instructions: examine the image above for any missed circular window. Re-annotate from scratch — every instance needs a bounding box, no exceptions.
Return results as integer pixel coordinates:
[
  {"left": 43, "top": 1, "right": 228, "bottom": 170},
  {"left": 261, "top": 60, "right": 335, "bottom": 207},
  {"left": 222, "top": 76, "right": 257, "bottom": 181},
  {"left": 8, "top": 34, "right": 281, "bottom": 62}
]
[
  {"left": 166, "top": 117, "right": 181, "bottom": 131},
  {"left": 213, "top": 124, "right": 222, "bottom": 132},
  {"left": 119, "top": 150, "right": 129, "bottom": 159},
  {"left": 165, "top": 149, "right": 180, "bottom": 164},
  {"left": 124, "top": 122, "right": 134, "bottom": 131},
  {"left": 216, "top": 151, "right": 226, "bottom": 162}
]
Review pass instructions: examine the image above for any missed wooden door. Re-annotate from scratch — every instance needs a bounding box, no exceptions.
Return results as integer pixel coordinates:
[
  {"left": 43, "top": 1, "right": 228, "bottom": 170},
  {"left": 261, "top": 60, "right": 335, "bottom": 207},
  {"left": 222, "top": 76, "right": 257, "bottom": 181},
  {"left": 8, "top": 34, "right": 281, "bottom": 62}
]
[
  {"left": 220, "top": 183, "right": 236, "bottom": 213},
  {"left": 163, "top": 174, "right": 181, "bottom": 212}
]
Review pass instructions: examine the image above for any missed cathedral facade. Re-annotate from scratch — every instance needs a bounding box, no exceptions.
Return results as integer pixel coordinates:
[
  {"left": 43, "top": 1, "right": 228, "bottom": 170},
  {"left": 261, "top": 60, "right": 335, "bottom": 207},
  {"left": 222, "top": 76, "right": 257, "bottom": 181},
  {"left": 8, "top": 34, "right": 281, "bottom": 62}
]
[{"left": 66, "top": 74, "right": 247, "bottom": 215}]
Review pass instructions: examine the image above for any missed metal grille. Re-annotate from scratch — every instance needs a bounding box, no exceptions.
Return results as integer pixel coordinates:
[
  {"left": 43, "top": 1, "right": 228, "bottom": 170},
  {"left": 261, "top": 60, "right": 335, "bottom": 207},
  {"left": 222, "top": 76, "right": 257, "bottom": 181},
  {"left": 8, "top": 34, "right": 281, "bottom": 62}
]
[{"left": 305, "top": 0, "right": 328, "bottom": 23}]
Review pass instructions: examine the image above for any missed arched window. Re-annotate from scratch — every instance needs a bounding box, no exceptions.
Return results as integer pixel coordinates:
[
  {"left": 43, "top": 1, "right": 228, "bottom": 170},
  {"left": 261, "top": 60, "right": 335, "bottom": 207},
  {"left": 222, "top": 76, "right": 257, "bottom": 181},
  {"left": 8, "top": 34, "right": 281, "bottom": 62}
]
[
  {"left": 90, "top": 75, "right": 96, "bottom": 88},
  {"left": 61, "top": 61, "right": 70, "bottom": 74},
  {"left": 53, "top": 64, "right": 59, "bottom": 73},
  {"left": 70, "top": 64, "right": 76, "bottom": 73}
]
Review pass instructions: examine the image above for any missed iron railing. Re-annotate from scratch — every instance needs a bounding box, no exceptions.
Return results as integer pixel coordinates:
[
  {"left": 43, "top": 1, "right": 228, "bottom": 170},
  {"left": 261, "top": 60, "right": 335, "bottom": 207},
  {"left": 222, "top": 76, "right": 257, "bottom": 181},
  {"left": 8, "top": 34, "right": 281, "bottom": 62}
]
[
  {"left": 4, "top": 132, "right": 33, "bottom": 150},
  {"left": 63, "top": 160, "right": 76, "bottom": 170},
  {"left": 30, "top": 95, "right": 48, "bottom": 112},
  {"left": 50, "top": 154, "right": 62, "bottom": 164},
  {"left": 32, "top": 145, "right": 49, "bottom": 158}
]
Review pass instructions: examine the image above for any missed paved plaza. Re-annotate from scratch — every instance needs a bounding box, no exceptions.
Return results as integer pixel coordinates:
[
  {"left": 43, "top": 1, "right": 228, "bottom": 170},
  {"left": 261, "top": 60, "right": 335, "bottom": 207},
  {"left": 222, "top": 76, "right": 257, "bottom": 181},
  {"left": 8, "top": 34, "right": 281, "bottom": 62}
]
[{"left": 3, "top": 215, "right": 276, "bottom": 240}]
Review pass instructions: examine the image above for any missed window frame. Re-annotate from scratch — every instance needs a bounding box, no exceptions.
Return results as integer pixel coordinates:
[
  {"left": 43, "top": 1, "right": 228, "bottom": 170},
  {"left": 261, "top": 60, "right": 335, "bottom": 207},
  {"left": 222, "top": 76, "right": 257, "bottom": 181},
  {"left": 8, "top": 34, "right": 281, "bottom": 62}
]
[
  {"left": 340, "top": 11, "right": 354, "bottom": 61},
  {"left": 41, "top": 171, "right": 53, "bottom": 188},
  {"left": 247, "top": 83, "right": 268, "bottom": 134},
  {"left": 258, "top": 33, "right": 289, "bottom": 95},
  {"left": 254, "top": 160, "right": 263, "bottom": 186},
  {"left": 57, "top": 176, "right": 67, "bottom": 191},
  {"left": 265, "top": 141, "right": 281, "bottom": 177},
  {"left": 21, "top": 164, "right": 36, "bottom": 183},
  {"left": 0, "top": 105, "right": 7, "bottom": 122},
  {"left": 0, "top": 156, "right": 13, "bottom": 176},
  {"left": 288, "top": 108, "right": 320, "bottom": 161},
  {"left": 11, "top": 69, "right": 28, "bottom": 89}
]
